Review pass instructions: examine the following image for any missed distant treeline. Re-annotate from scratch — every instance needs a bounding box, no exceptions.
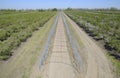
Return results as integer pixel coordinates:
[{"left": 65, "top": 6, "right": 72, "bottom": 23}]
[
  {"left": 0, "top": 8, "right": 58, "bottom": 12},
  {"left": 66, "top": 7, "right": 120, "bottom": 11}
]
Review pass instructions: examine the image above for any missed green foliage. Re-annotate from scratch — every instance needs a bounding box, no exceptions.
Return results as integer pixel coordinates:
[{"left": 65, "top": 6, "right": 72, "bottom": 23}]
[
  {"left": 65, "top": 10, "right": 120, "bottom": 53},
  {"left": 110, "top": 7, "right": 118, "bottom": 11},
  {"left": 0, "top": 10, "right": 56, "bottom": 60},
  {"left": 66, "top": 7, "right": 72, "bottom": 11},
  {"left": 0, "top": 30, "right": 8, "bottom": 41},
  {"left": 106, "top": 53, "right": 120, "bottom": 78},
  {"left": 52, "top": 8, "right": 57, "bottom": 11}
]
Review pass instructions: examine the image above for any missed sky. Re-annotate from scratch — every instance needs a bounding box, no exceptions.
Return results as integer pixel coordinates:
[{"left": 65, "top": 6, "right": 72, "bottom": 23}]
[{"left": 0, "top": 0, "right": 120, "bottom": 9}]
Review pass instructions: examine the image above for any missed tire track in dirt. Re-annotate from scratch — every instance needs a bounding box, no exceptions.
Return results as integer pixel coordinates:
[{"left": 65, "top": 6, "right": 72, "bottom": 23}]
[{"left": 41, "top": 13, "right": 78, "bottom": 78}]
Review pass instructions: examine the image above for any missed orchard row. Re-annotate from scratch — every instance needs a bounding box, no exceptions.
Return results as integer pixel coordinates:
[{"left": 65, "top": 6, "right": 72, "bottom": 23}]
[
  {"left": 65, "top": 9, "right": 120, "bottom": 55},
  {"left": 0, "top": 10, "right": 56, "bottom": 60}
]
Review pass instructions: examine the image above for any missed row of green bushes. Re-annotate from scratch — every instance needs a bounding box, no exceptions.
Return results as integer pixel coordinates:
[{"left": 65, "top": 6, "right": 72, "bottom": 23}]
[
  {"left": 65, "top": 10, "right": 120, "bottom": 54},
  {"left": 0, "top": 11, "right": 56, "bottom": 60}
]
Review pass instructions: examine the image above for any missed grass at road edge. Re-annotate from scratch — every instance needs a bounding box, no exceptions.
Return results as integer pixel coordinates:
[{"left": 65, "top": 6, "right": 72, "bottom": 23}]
[
  {"left": 64, "top": 15, "right": 84, "bottom": 46},
  {"left": 106, "top": 52, "right": 120, "bottom": 78},
  {"left": 23, "top": 15, "right": 57, "bottom": 78}
]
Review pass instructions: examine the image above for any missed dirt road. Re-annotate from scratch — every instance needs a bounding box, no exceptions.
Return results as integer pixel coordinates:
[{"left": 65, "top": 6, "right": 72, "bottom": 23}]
[
  {"left": 41, "top": 14, "right": 78, "bottom": 78},
  {"left": 64, "top": 13, "right": 114, "bottom": 78}
]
